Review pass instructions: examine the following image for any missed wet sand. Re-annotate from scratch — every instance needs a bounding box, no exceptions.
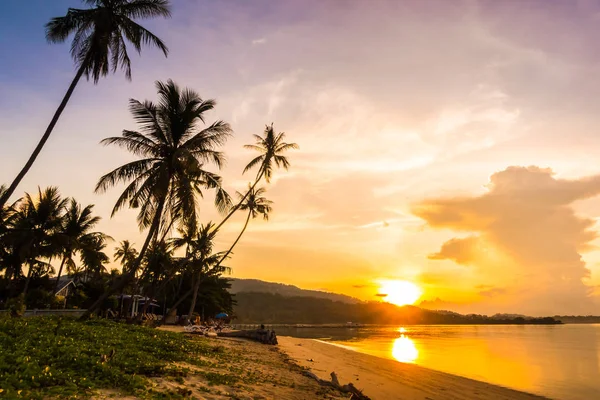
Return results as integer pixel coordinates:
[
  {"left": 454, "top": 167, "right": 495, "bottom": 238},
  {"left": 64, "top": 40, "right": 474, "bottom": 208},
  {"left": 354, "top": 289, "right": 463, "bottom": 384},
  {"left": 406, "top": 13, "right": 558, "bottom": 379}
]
[{"left": 278, "top": 336, "right": 549, "bottom": 400}]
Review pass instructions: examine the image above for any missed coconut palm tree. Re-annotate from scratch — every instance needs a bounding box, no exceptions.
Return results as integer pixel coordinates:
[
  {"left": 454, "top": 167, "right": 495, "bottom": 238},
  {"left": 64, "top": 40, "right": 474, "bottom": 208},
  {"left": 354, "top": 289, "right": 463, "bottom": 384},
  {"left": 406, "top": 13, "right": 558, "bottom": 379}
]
[
  {"left": 113, "top": 240, "right": 139, "bottom": 273},
  {"left": 0, "top": 185, "right": 18, "bottom": 278},
  {"left": 0, "top": 0, "right": 171, "bottom": 208},
  {"left": 54, "top": 199, "right": 105, "bottom": 292},
  {"left": 173, "top": 187, "right": 271, "bottom": 320},
  {"left": 212, "top": 124, "right": 297, "bottom": 233},
  {"left": 138, "top": 240, "right": 173, "bottom": 316},
  {"left": 84, "top": 79, "right": 232, "bottom": 317},
  {"left": 216, "top": 186, "right": 272, "bottom": 266},
  {"left": 182, "top": 223, "right": 231, "bottom": 321},
  {"left": 79, "top": 235, "right": 110, "bottom": 279},
  {"left": 8, "top": 187, "right": 68, "bottom": 295}
]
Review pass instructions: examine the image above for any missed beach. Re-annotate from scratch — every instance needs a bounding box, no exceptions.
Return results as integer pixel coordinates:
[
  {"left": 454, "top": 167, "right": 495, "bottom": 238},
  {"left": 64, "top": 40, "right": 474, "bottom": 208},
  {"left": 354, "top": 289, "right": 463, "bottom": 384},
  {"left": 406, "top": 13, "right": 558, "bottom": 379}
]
[{"left": 278, "top": 336, "right": 548, "bottom": 400}]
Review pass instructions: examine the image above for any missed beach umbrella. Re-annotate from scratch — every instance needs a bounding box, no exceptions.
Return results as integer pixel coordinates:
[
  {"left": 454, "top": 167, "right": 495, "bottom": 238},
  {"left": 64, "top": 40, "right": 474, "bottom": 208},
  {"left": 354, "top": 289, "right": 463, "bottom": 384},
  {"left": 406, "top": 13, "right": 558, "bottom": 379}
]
[{"left": 215, "top": 312, "right": 228, "bottom": 319}]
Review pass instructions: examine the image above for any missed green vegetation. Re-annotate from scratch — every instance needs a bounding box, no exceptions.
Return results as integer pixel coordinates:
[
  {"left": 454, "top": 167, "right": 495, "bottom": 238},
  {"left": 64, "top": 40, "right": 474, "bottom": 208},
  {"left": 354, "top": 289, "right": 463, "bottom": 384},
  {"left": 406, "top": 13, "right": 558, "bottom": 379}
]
[{"left": 0, "top": 317, "right": 205, "bottom": 399}]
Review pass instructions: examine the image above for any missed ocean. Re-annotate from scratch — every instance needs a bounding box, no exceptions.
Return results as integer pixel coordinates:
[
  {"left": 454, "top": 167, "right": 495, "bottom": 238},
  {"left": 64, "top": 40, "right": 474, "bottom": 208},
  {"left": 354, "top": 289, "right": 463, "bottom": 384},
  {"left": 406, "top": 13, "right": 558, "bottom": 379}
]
[{"left": 275, "top": 324, "right": 600, "bottom": 399}]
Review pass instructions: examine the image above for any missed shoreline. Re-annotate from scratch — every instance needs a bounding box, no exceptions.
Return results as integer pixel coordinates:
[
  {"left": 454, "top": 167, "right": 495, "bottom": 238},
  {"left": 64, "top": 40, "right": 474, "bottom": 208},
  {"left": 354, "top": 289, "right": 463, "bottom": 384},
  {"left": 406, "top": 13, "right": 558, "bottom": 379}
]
[{"left": 278, "top": 336, "right": 549, "bottom": 400}]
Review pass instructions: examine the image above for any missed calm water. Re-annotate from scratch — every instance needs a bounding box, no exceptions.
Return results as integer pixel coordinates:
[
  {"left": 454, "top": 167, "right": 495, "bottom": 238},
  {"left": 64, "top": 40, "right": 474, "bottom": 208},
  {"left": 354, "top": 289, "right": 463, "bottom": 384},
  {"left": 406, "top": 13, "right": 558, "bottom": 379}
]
[{"left": 276, "top": 324, "right": 600, "bottom": 400}]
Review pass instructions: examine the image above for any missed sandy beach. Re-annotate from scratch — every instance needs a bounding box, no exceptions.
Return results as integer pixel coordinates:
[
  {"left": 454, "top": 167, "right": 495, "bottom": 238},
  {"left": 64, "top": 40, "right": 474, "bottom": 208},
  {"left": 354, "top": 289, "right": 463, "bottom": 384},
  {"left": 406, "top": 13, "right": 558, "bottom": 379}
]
[{"left": 278, "top": 336, "right": 548, "bottom": 400}]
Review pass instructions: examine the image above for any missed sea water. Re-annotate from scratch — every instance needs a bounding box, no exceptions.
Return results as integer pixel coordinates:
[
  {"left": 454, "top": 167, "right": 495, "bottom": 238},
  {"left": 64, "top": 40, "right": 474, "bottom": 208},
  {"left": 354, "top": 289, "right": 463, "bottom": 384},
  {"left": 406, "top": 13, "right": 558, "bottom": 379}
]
[{"left": 276, "top": 324, "right": 600, "bottom": 400}]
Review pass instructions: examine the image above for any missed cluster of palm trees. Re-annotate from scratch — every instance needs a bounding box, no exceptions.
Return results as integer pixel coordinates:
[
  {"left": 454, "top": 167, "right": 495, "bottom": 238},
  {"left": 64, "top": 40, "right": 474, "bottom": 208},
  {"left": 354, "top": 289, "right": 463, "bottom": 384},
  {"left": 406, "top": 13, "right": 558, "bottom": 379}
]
[
  {"left": 0, "top": 186, "right": 109, "bottom": 297},
  {"left": 0, "top": 0, "right": 298, "bottom": 320}
]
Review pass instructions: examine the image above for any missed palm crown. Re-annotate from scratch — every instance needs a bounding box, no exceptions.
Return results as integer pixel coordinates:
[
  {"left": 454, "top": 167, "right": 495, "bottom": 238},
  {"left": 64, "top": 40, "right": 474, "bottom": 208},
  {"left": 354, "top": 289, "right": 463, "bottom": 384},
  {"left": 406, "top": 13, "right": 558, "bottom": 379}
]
[
  {"left": 45, "top": 0, "right": 171, "bottom": 82},
  {"left": 244, "top": 123, "right": 299, "bottom": 183},
  {"left": 96, "top": 79, "right": 232, "bottom": 232},
  {"left": 238, "top": 186, "right": 273, "bottom": 220}
]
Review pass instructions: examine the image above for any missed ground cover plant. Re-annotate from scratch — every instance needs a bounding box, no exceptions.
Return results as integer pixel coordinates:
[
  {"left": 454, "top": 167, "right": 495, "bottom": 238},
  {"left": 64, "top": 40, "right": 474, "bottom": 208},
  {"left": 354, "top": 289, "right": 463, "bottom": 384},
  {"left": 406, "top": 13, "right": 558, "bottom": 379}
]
[{"left": 0, "top": 317, "right": 218, "bottom": 399}]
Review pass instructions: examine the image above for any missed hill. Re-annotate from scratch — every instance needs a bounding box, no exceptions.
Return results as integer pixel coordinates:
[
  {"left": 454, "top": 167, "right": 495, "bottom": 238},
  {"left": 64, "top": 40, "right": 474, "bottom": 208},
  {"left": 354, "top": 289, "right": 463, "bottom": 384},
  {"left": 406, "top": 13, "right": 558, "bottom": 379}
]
[
  {"left": 228, "top": 278, "right": 360, "bottom": 304},
  {"left": 232, "top": 292, "right": 561, "bottom": 325}
]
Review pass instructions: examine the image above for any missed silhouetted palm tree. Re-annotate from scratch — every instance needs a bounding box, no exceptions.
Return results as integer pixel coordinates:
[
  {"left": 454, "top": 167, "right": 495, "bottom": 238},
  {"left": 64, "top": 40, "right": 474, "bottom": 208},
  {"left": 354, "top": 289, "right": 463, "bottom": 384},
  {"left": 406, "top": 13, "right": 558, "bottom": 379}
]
[
  {"left": 85, "top": 79, "right": 232, "bottom": 317},
  {"left": 113, "top": 240, "right": 138, "bottom": 273},
  {"left": 0, "top": 0, "right": 171, "bottom": 208},
  {"left": 54, "top": 199, "right": 104, "bottom": 292},
  {"left": 0, "top": 185, "right": 18, "bottom": 278},
  {"left": 80, "top": 235, "right": 110, "bottom": 279},
  {"left": 212, "top": 124, "right": 297, "bottom": 232},
  {"left": 9, "top": 187, "right": 68, "bottom": 295},
  {"left": 183, "top": 223, "right": 230, "bottom": 321},
  {"left": 217, "top": 186, "right": 272, "bottom": 266},
  {"left": 173, "top": 186, "right": 271, "bottom": 319}
]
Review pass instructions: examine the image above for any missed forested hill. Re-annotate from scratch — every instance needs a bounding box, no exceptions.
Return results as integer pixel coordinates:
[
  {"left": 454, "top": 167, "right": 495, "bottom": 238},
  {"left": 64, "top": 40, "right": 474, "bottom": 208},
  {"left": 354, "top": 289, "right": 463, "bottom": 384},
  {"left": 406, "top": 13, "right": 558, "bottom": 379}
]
[
  {"left": 232, "top": 292, "right": 561, "bottom": 325},
  {"left": 228, "top": 278, "right": 360, "bottom": 304}
]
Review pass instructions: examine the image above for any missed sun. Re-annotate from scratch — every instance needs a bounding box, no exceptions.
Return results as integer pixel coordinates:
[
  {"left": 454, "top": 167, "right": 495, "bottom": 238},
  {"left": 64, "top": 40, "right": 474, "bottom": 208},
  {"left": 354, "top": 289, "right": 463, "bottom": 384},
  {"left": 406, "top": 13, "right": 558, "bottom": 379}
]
[{"left": 377, "top": 280, "right": 422, "bottom": 306}]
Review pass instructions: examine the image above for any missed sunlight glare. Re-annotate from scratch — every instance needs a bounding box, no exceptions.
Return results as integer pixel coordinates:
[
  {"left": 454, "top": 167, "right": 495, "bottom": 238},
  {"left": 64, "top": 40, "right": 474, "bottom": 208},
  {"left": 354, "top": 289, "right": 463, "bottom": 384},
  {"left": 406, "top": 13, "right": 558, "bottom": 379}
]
[
  {"left": 391, "top": 335, "right": 418, "bottom": 363},
  {"left": 378, "top": 280, "right": 422, "bottom": 306}
]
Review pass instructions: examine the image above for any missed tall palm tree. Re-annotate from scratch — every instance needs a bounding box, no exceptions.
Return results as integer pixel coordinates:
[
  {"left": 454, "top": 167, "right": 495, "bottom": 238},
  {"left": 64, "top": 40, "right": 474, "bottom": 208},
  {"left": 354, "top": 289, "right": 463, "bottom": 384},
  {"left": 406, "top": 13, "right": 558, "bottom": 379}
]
[
  {"left": 0, "top": 0, "right": 171, "bottom": 208},
  {"left": 113, "top": 240, "right": 138, "bottom": 273},
  {"left": 54, "top": 199, "right": 104, "bottom": 292},
  {"left": 138, "top": 240, "right": 173, "bottom": 316},
  {"left": 182, "top": 223, "right": 230, "bottom": 321},
  {"left": 84, "top": 79, "right": 232, "bottom": 317},
  {"left": 212, "top": 124, "right": 297, "bottom": 233},
  {"left": 0, "top": 185, "right": 19, "bottom": 278},
  {"left": 216, "top": 186, "right": 272, "bottom": 266},
  {"left": 161, "top": 126, "right": 296, "bottom": 322},
  {"left": 173, "top": 187, "right": 271, "bottom": 321}
]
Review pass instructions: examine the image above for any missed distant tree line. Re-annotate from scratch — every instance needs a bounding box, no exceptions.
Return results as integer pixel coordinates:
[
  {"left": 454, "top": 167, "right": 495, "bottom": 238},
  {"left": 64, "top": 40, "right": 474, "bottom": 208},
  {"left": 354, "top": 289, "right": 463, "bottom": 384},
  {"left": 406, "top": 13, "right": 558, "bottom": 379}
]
[{"left": 233, "top": 292, "right": 562, "bottom": 325}]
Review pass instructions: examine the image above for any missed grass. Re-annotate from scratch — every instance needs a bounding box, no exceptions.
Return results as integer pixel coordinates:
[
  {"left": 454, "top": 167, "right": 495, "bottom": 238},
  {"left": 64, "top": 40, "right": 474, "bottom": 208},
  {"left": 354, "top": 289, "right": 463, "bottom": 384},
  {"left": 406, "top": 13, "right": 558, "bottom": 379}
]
[{"left": 0, "top": 316, "right": 226, "bottom": 399}]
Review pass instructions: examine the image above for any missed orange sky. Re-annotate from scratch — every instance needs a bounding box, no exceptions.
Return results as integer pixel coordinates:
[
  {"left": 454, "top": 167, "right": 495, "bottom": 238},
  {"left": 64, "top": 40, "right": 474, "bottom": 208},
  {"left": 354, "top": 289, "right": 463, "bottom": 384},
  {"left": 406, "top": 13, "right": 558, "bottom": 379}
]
[{"left": 2, "top": 1, "right": 600, "bottom": 315}]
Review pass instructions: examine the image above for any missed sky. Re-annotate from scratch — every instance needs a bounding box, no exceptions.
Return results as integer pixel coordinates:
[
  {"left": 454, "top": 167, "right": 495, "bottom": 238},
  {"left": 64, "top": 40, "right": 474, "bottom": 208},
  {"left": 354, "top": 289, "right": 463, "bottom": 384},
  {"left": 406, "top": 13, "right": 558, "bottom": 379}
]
[{"left": 2, "top": 0, "right": 600, "bottom": 315}]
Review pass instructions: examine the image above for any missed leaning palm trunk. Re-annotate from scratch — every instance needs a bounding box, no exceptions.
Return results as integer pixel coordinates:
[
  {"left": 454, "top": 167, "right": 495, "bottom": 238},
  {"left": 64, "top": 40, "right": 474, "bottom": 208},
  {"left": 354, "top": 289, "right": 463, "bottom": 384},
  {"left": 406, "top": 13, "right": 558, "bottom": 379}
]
[
  {"left": 187, "top": 274, "right": 201, "bottom": 322},
  {"left": 82, "top": 199, "right": 165, "bottom": 319},
  {"left": 159, "top": 287, "right": 193, "bottom": 325},
  {"left": 216, "top": 211, "right": 251, "bottom": 267},
  {"left": 0, "top": 60, "right": 88, "bottom": 209},
  {"left": 211, "top": 167, "right": 263, "bottom": 234},
  {"left": 186, "top": 211, "right": 251, "bottom": 321}
]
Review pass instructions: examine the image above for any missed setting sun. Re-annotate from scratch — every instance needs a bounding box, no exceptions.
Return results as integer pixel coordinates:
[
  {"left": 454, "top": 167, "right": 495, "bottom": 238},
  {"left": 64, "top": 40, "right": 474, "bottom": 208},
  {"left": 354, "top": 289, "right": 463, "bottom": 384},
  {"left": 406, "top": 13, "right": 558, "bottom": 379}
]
[{"left": 377, "top": 280, "right": 422, "bottom": 306}]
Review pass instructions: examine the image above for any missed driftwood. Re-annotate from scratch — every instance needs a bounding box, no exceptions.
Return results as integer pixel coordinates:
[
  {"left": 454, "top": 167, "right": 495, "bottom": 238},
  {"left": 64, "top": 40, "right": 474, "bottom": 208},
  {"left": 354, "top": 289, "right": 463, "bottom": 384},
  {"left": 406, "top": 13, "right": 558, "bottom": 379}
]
[
  {"left": 303, "top": 371, "right": 371, "bottom": 400},
  {"left": 217, "top": 329, "right": 278, "bottom": 345}
]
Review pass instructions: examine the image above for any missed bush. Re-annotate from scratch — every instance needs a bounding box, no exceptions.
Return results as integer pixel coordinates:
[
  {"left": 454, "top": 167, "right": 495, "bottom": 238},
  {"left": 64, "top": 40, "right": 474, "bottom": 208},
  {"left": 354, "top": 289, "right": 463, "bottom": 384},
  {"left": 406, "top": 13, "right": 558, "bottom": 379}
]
[
  {"left": 51, "top": 295, "right": 66, "bottom": 309},
  {"left": 5, "top": 295, "right": 25, "bottom": 317}
]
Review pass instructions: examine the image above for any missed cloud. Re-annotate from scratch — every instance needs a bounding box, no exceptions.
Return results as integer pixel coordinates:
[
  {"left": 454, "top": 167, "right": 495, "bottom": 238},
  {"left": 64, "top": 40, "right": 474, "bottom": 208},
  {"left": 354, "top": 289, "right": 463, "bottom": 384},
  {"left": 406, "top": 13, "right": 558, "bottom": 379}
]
[
  {"left": 252, "top": 37, "right": 266, "bottom": 45},
  {"left": 478, "top": 287, "right": 507, "bottom": 298},
  {"left": 428, "top": 236, "right": 481, "bottom": 265},
  {"left": 414, "top": 166, "right": 600, "bottom": 315}
]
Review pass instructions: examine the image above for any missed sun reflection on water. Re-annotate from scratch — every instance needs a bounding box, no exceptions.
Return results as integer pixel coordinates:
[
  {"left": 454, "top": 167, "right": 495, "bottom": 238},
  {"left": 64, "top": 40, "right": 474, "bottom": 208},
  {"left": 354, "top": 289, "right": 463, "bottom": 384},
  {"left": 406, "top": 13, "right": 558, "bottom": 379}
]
[{"left": 391, "top": 334, "right": 418, "bottom": 363}]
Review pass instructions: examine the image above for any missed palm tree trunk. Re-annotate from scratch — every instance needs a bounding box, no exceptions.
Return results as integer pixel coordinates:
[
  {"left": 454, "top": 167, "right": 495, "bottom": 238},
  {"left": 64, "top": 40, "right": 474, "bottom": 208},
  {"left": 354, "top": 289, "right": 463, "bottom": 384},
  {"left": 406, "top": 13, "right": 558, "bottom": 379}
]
[
  {"left": 22, "top": 262, "right": 34, "bottom": 297},
  {"left": 186, "top": 211, "right": 251, "bottom": 322},
  {"left": 187, "top": 273, "right": 201, "bottom": 323},
  {"left": 0, "top": 61, "right": 88, "bottom": 209},
  {"left": 211, "top": 167, "right": 264, "bottom": 234},
  {"left": 53, "top": 254, "right": 68, "bottom": 294},
  {"left": 81, "top": 198, "right": 165, "bottom": 319},
  {"left": 158, "top": 287, "right": 193, "bottom": 326}
]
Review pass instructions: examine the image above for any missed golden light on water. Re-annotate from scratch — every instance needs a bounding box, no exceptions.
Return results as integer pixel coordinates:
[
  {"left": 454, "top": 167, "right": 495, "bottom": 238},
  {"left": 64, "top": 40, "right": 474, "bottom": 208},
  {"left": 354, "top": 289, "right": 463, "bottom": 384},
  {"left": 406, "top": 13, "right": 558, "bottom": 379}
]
[
  {"left": 378, "top": 280, "right": 422, "bottom": 306},
  {"left": 391, "top": 335, "right": 418, "bottom": 363}
]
